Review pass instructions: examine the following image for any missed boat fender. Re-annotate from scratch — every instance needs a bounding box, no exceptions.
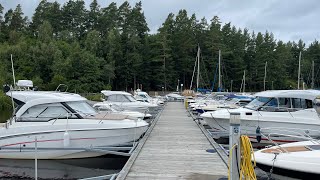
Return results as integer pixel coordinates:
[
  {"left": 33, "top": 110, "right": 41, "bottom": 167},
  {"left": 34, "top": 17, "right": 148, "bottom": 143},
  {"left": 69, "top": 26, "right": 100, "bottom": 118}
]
[
  {"left": 63, "top": 131, "right": 70, "bottom": 147},
  {"left": 256, "top": 126, "right": 261, "bottom": 143}
]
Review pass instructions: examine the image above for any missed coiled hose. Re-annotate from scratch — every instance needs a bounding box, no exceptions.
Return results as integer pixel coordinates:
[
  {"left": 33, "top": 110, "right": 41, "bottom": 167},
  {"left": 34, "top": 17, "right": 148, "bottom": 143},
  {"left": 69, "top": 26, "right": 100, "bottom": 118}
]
[{"left": 228, "top": 135, "right": 257, "bottom": 180}]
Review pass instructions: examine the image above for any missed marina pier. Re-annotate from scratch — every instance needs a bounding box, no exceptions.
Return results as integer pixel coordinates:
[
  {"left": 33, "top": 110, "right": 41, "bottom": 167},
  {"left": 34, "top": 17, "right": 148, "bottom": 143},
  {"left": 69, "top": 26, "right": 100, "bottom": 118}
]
[{"left": 117, "top": 102, "right": 228, "bottom": 180}]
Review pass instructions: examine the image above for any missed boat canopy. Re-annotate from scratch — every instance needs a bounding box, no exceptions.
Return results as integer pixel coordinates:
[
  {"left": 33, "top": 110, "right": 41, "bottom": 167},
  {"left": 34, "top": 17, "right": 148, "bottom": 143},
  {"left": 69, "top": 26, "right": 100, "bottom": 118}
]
[
  {"left": 101, "top": 90, "right": 132, "bottom": 96},
  {"left": 6, "top": 91, "right": 86, "bottom": 103},
  {"left": 254, "top": 90, "right": 320, "bottom": 100}
]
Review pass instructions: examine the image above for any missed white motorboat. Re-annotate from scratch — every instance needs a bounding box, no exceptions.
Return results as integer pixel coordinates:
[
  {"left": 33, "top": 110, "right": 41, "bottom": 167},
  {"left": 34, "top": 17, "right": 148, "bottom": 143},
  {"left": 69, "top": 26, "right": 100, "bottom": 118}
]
[
  {"left": 99, "top": 90, "right": 158, "bottom": 113},
  {"left": 255, "top": 140, "right": 320, "bottom": 179},
  {"left": 189, "top": 92, "right": 229, "bottom": 110},
  {"left": 195, "top": 97, "right": 252, "bottom": 114},
  {"left": 93, "top": 102, "right": 152, "bottom": 120},
  {"left": 166, "top": 92, "right": 184, "bottom": 100},
  {"left": 0, "top": 90, "right": 148, "bottom": 159},
  {"left": 134, "top": 90, "right": 164, "bottom": 106},
  {"left": 201, "top": 90, "right": 320, "bottom": 144}
]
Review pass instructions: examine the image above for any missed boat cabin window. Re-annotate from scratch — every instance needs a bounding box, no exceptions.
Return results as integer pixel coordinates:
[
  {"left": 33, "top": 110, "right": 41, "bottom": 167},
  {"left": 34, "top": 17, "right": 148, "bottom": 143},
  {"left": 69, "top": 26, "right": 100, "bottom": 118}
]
[
  {"left": 107, "top": 94, "right": 133, "bottom": 102},
  {"left": 245, "top": 97, "right": 272, "bottom": 110},
  {"left": 66, "top": 101, "right": 97, "bottom": 117},
  {"left": 139, "top": 94, "right": 148, "bottom": 99},
  {"left": 265, "top": 98, "right": 278, "bottom": 107},
  {"left": 20, "top": 103, "right": 72, "bottom": 122},
  {"left": 278, "top": 98, "right": 291, "bottom": 108},
  {"left": 125, "top": 95, "right": 137, "bottom": 102}
]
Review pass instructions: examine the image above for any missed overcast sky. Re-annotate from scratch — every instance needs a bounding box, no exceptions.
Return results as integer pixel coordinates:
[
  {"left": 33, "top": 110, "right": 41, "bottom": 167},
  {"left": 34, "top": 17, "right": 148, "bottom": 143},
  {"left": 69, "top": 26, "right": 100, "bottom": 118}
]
[{"left": 1, "top": 0, "right": 319, "bottom": 45}]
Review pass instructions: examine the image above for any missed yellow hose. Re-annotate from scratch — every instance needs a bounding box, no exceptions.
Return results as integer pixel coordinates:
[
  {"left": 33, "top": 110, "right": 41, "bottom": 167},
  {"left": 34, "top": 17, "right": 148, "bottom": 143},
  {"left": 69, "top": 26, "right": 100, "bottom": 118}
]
[
  {"left": 228, "top": 135, "right": 257, "bottom": 180},
  {"left": 240, "top": 135, "right": 256, "bottom": 180}
]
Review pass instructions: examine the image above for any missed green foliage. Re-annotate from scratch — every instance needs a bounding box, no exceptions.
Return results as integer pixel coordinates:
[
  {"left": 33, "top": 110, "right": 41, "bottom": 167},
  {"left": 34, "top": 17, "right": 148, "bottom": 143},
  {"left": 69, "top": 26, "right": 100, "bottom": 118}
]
[
  {"left": 0, "top": 92, "right": 11, "bottom": 111},
  {"left": 0, "top": 0, "right": 318, "bottom": 96},
  {"left": 85, "top": 93, "right": 102, "bottom": 102}
]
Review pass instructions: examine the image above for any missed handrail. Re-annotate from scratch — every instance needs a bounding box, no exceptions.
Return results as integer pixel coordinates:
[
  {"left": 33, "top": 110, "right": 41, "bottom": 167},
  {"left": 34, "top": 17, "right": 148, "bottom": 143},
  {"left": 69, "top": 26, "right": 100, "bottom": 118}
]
[{"left": 55, "top": 84, "right": 68, "bottom": 92}]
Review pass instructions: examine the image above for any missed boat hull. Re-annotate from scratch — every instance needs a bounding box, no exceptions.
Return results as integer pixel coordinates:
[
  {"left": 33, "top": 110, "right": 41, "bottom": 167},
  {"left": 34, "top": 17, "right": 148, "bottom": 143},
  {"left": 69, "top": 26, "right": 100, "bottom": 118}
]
[
  {"left": 255, "top": 141, "right": 320, "bottom": 179},
  {"left": 202, "top": 116, "right": 320, "bottom": 144},
  {"left": 0, "top": 126, "right": 148, "bottom": 159}
]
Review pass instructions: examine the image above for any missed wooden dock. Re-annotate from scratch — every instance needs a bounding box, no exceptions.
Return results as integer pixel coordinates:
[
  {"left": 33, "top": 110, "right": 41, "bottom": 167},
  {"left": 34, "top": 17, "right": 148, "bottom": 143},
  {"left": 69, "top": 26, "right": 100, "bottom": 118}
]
[{"left": 117, "top": 102, "right": 228, "bottom": 180}]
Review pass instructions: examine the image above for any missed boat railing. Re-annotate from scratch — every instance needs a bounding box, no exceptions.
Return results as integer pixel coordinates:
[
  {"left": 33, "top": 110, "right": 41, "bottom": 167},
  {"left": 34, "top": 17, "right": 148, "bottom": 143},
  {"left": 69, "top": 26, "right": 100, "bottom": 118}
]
[
  {"left": 55, "top": 84, "right": 68, "bottom": 92},
  {"left": 12, "top": 112, "right": 107, "bottom": 125},
  {"left": 259, "top": 127, "right": 320, "bottom": 153}
]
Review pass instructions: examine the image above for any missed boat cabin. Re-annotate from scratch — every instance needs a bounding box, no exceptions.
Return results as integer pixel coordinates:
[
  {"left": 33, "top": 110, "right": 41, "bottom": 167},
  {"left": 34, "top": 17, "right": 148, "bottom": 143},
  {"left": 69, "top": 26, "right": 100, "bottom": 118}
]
[{"left": 245, "top": 90, "right": 319, "bottom": 111}]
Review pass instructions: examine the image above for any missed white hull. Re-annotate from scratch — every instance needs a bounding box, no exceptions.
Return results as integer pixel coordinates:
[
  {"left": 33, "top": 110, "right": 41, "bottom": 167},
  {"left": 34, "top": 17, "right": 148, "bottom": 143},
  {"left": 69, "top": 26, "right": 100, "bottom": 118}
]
[
  {"left": 203, "top": 114, "right": 320, "bottom": 144},
  {"left": 0, "top": 120, "right": 148, "bottom": 159},
  {"left": 255, "top": 141, "right": 320, "bottom": 177}
]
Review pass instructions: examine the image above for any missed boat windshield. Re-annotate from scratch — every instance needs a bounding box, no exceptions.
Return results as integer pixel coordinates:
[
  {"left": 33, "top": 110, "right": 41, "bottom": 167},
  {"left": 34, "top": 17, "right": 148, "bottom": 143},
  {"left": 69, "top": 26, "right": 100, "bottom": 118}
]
[
  {"left": 225, "top": 98, "right": 238, "bottom": 104},
  {"left": 139, "top": 94, "right": 148, "bottom": 99},
  {"left": 66, "top": 101, "right": 97, "bottom": 117},
  {"left": 245, "top": 97, "right": 274, "bottom": 110},
  {"left": 111, "top": 104, "right": 125, "bottom": 111},
  {"left": 125, "top": 95, "right": 137, "bottom": 102}
]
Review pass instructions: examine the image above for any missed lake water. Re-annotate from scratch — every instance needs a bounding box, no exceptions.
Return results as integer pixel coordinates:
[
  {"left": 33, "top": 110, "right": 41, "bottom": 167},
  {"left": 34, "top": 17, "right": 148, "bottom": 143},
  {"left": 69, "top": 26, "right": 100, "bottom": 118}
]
[
  {"left": 0, "top": 155, "right": 128, "bottom": 179},
  {"left": 0, "top": 109, "right": 128, "bottom": 179}
]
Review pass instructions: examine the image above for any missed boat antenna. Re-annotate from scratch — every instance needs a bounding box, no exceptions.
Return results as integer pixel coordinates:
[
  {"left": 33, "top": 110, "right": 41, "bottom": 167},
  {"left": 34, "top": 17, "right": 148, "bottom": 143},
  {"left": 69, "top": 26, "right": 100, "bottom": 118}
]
[
  {"left": 298, "top": 51, "right": 301, "bottom": 89},
  {"left": 11, "top": 54, "right": 16, "bottom": 87},
  {"left": 10, "top": 54, "right": 16, "bottom": 124},
  {"left": 264, "top": 61, "right": 267, "bottom": 91},
  {"left": 218, "top": 50, "right": 221, "bottom": 92},
  {"left": 311, "top": 60, "right": 315, "bottom": 89}
]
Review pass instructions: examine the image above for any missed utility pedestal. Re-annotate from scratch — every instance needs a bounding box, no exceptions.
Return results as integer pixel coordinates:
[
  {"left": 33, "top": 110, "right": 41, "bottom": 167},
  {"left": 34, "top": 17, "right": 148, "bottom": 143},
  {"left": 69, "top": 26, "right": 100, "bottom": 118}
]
[{"left": 229, "top": 112, "right": 241, "bottom": 180}]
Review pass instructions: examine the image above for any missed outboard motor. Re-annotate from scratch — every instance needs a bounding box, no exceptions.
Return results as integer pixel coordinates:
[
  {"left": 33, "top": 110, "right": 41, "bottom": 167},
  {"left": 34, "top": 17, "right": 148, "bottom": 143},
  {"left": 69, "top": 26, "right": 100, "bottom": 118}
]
[{"left": 314, "top": 96, "right": 320, "bottom": 116}]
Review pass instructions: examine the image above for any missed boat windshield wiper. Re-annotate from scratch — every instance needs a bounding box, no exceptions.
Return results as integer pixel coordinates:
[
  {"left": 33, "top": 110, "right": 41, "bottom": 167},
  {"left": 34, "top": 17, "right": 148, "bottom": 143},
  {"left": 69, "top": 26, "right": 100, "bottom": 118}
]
[{"left": 36, "top": 107, "right": 48, "bottom": 118}]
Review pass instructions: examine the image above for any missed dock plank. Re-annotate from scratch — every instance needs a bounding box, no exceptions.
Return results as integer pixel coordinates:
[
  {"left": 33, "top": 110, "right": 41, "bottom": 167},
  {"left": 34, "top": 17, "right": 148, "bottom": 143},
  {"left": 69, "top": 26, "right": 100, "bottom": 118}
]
[{"left": 122, "top": 102, "right": 227, "bottom": 180}]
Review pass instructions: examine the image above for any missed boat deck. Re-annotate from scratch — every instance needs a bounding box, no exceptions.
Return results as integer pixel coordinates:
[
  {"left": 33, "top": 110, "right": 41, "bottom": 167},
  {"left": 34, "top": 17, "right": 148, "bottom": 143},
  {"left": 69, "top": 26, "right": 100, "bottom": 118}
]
[{"left": 117, "top": 102, "right": 227, "bottom": 180}]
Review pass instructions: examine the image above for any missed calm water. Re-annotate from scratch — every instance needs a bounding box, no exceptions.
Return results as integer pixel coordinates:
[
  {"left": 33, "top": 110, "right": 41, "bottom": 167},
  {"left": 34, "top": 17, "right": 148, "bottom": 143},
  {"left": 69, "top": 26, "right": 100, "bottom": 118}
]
[
  {"left": 0, "top": 155, "right": 128, "bottom": 179},
  {"left": 0, "top": 110, "right": 128, "bottom": 179}
]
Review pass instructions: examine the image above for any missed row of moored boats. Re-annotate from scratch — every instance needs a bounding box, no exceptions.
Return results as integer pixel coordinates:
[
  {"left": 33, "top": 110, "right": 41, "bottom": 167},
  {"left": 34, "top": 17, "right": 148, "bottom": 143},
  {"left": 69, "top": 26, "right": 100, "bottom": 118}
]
[
  {"left": 0, "top": 80, "right": 166, "bottom": 160},
  {"left": 187, "top": 90, "right": 320, "bottom": 178}
]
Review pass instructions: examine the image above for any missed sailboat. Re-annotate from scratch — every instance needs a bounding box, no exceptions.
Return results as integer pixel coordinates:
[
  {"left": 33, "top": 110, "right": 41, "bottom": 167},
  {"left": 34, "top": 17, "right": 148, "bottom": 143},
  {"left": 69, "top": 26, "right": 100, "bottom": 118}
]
[{"left": 189, "top": 45, "right": 201, "bottom": 93}]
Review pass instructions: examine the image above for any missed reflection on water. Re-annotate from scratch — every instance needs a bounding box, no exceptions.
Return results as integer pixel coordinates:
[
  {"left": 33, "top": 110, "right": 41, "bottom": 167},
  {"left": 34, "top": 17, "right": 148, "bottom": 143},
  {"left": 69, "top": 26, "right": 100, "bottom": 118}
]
[
  {"left": 0, "top": 155, "right": 128, "bottom": 179},
  {"left": 0, "top": 109, "right": 11, "bottom": 123},
  {"left": 256, "top": 167, "right": 300, "bottom": 180}
]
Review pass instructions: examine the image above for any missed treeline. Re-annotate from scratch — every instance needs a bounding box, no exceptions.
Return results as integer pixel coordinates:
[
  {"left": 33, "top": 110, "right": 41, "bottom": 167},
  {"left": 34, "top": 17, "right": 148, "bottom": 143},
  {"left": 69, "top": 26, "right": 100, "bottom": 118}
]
[{"left": 0, "top": 0, "right": 319, "bottom": 93}]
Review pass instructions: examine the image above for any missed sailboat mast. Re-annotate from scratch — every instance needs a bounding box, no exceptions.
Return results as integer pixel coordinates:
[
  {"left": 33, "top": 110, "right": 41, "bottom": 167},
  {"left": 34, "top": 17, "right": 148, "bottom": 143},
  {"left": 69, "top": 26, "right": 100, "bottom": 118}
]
[
  {"left": 196, "top": 45, "right": 200, "bottom": 92},
  {"left": 264, "top": 61, "right": 267, "bottom": 91},
  {"left": 243, "top": 70, "right": 246, "bottom": 93},
  {"left": 298, "top": 51, "right": 301, "bottom": 89},
  {"left": 312, "top": 60, "right": 315, "bottom": 89},
  {"left": 218, "top": 50, "right": 221, "bottom": 91},
  {"left": 190, "top": 56, "right": 197, "bottom": 90}
]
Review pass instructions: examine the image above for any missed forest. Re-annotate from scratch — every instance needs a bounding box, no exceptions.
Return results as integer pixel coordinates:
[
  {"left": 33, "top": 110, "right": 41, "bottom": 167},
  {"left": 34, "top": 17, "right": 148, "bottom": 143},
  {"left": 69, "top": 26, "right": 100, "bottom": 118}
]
[{"left": 0, "top": 0, "right": 319, "bottom": 94}]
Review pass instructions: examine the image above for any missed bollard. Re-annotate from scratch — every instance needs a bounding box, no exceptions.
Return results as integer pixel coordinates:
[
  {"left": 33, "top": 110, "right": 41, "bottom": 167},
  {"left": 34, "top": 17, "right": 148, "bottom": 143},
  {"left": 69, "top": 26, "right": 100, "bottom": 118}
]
[
  {"left": 229, "top": 112, "right": 241, "bottom": 180},
  {"left": 185, "top": 99, "right": 188, "bottom": 109}
]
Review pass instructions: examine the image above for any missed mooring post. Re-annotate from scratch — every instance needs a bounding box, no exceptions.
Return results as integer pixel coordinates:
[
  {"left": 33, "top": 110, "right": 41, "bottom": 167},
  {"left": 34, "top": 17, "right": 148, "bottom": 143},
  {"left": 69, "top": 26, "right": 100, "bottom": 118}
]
[{"left": 229, "top": 112, "right": 240, "bottom": 180}]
